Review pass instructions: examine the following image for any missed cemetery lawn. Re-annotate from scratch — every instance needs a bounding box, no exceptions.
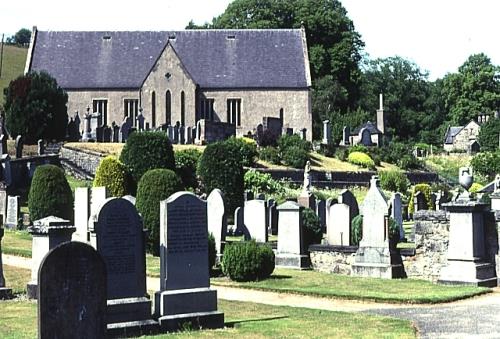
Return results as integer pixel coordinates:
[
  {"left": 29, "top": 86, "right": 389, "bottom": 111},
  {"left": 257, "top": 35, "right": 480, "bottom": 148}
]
[
  {"left": 212, "top": 268, "right": 490, "bottom": 304},
  {"left": 3, "top": 264, "right": 30, "bottom": 294},
  {"left": 65, "top": 174, "right": 92, "bottom": 192},
  {"left": 2, "top": 229, "right": 32, "bottom": 257},
  {"left": 0, "top": 299, "right": 416, "bottom": 338}
]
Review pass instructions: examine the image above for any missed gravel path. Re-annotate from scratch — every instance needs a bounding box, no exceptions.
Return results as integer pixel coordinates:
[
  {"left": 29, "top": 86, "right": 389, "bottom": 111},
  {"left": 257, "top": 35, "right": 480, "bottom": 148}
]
[{"left": 6, "top": 254, "right": 500, "bottom": 338}]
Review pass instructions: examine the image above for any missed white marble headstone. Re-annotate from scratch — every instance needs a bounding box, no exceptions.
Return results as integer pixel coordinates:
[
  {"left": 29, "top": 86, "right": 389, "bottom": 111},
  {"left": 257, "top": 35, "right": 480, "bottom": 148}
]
[
  {"left": 244, "top": 199, "right": 268, "bottom": 243},
  {"left": 73, "top": 187, "right": 90, "bottom": 242},
  {"left": 207, "top": 189, "right": 227, "bottom": 255},
  {"left": 360, "top": 176, "right": 389, "bottom": 247},
  {"left": 327, "top": 203, "right": 350, "bottom": 246}
]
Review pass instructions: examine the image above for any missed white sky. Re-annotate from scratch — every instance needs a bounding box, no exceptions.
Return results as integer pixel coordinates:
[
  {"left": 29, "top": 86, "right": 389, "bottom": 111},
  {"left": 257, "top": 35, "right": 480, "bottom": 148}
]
[{"left": 1, "top": 0, "right": 498, "bottom": 80}]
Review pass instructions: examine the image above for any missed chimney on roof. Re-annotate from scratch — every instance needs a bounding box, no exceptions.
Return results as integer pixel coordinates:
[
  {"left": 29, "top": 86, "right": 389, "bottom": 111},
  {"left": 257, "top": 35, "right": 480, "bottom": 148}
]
[{"left": 376, "top": 93, "right": 385, "bottom": 135}]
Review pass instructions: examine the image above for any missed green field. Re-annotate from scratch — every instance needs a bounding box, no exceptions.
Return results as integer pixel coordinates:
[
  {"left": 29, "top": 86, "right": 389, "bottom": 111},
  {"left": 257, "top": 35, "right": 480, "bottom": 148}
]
[{"left": 0, "top": 44, "right": 28, "bottom": 106}]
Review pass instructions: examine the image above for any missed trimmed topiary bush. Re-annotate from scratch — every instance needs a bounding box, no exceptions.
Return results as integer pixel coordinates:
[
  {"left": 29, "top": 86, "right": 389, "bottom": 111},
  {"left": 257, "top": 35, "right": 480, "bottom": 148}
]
[
  {"left": 93, "top": 156, "right": 132, "bottom": 197},
  {"left": 119, "top": 131, "right": 175, "bottom": 183},
  {"left": 28, "top": 164, "right": 73, "bottom": 221},
  {"left": 221, "top": 240, "right": 275, "bottom": 281},
  {"left": 198, "top": 140, "right": 244, "bottom": 213},
  {"left": 302, "top": 208, "right": 322, "bottom": 249},
  {"left": 347, "top": 151, "right": 376, "bottom": 170},
  {"left": 225, "top": 137, "right": 258, "bottom": 167},
  {"left": 281, "top": 146, "right": 309, "bottom": 168},
  {"left": 259, "top": 146, "right": 281, "bottom": 164},
  {"left": 379, "top": 170, "right": 410, "bottom": 193},
  {"left": 408, "top": 183, "right": 434, "bottom": 215},
  {"left": 136, "top": 169, "right": 183, "bottom": 255},
  {"left": 175, "top": 148, "right": 202, "bottom": 189}
]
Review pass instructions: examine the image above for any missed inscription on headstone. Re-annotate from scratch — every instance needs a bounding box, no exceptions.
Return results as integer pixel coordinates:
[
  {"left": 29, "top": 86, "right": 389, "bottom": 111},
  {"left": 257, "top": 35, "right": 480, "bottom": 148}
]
[{"left": 5, "top": 196, "right": 19, "bottom": 229}]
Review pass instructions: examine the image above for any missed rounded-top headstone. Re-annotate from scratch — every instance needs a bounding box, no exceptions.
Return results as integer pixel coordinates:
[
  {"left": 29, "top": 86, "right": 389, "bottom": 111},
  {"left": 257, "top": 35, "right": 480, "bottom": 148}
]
[{"left": 38, "top": 241, "right": 106, "bottom": 339}]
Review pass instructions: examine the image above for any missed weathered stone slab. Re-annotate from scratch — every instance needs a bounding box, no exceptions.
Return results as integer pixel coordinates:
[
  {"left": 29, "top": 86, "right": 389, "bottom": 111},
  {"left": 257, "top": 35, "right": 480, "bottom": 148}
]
[
  {"left": 73, "top": 187, "right": 90, "bottom": 242},
  {"left": 155, "top": 192, "right": 224, "bottom": 331},
  {"left": 276, "top": 201, "right": 309, "bottom": 269},
  {"left": 327, "top": 203, "right": 350, "bottom": 246},
  {"left": 389, "top": 192, "right": 404, "bottom": 240},
  {"left": 38, "top": 241, "right": 107, "bottom": 339},
  {"left": 244, "top": 199, "right": 268, "bottom": 243},
  {"left": 5, "top": 195, "right": 19, "bottom": 229}
]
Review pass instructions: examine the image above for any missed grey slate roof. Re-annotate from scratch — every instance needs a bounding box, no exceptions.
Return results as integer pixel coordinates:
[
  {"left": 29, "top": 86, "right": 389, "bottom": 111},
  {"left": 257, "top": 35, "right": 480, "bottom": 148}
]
[
  {"left": 29, "top": 29, "right": 309, "bottom": 90},
  {"left": 444, "top": 126, "right": 463, "bottom": 144},
  {"left": 351, "top": 121, "right": 381, "bottom": 135}
]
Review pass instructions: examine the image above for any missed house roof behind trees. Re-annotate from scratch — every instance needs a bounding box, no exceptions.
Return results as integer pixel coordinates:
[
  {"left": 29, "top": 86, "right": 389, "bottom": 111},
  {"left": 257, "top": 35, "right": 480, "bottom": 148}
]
[{"left": 28, "top": 29, "right": 310, "bottom": 90}]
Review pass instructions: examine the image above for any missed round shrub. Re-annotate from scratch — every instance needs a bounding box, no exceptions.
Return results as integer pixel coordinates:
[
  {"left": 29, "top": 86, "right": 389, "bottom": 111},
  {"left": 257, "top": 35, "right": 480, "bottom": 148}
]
[
  {"left": 282, "top": 146, "right": 309, "bottom": 168},
  {"left": 28, "top": 164, "right": 73, "bottom": 221},
  {"left": 136, "top": 169, "right": 183, "bottom": 255},
  {"left": 244, "top": 169, "right": 284, "bottom": 195},
  {"left": 277, "top": 134, "right": 311, "bottom": 153},
  {"left": 119, "top": 131, "right": 175, "bottom": 183},
  {"left": 471, "top": 150, "right": 500, "bottom": 180},
  {"left": 302, "top": 208, "right": 322, "bottom": 249},
  {"left": 408, "top": 183, "right": 434, "bottom": 215},
  {"left": 221, "top": 240, "right": 275, "bottom": 281},
  {"left": 208, "top": 232, "right": 216, "bottom": 271},
  {"left": 259, "top": 146, "right": 280, "bottom": 164},
  {"left": 93, "top": 156, "right": 132, "bottom": 197},
  {"left": 347, "top": 151, "right": 376, "bottom": 170},
  {"left": 225, "top": 137, "right": 258, "bottom": 167},
  {"left": 175, "top": 148, "right": 202, "bottom": 189},
  {"left": 351, "top": 214, "right": 363, "bottom": 246},
  {"left": 469, "top": 182, "right": 484, "bottom": 193},
  {"left": 198, "top": 140, "right": 244, "bottom": 213},
  {"left": 379, "top": 170, "right": 410, "bottom": 193}
]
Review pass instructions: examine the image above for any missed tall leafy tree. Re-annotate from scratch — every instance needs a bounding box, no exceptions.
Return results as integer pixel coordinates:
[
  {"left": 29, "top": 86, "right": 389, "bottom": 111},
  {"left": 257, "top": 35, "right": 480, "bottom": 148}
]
[
  {"left": 13, "top": 28, "right": 32, "bottom": 45},
  {"left": 477, "top": 117, "right": 500, "bottom": 152},
  {"left": 3, "top": 71, "right": 68, "bottom": 144},
  {"left": 441, "top": 53, "right": 500, "bottom": 125},
  {"left": 190, "top": 0, "right": 365, "bottom": 137}
]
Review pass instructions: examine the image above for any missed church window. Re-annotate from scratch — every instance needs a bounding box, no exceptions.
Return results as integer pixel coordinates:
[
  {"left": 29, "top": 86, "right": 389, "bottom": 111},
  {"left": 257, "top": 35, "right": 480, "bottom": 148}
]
[
  {"left": 227, "top": 99, "right": 241, "bottom": 126},
  {"left": 151, "top": 92, "right": 156, "bottom": 128},
  {"left": 200, "top": 98, "right": 215, "bottom": 121},
  {"left": 124, "top": 99, "right": 139, "bottom": 127},
  {"left": 165, "top": 90, "right": 171, "bottom": 125},
  {"left": 93, "top": 99, "right": 108, "bottom": 126},
  {"left": 180, "top": 91, "right": 185, "bottom": 126}
]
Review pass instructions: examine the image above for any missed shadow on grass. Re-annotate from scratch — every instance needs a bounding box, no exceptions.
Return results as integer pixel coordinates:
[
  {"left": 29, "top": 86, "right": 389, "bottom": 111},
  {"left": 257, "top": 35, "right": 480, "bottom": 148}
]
[
  {"left": 225, "top": 315, "right": 288, "bottom": 328},
  {"left": 267, "top": 275, "right": 292, "bottom": 280}
]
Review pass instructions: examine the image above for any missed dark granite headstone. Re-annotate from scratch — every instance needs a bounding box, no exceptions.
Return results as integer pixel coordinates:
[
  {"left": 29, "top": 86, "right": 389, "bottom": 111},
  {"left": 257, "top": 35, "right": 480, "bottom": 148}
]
[
  {"left": 359, "top": 128, "right": 372, "bottom": 146},
  {"left": 111, "top": 122, "right": 120, "bottom": 143},
  {"left": 0, "top": 135, "right": 6, "bottom": 155},
  {"left": 37, "top": 139, "right": 45, "bottom": 155},
  {"left": 15, "top": 135, "right": 23, "bottom": 159},
  {"left": 103, "top": 126, "right": 111, "bottom": 142},
  {"left": 0, "top": 186, "right": 6, "bottom": 225},
  {"left": 38, "top": 242, "right": 106, "bottom": 339}
]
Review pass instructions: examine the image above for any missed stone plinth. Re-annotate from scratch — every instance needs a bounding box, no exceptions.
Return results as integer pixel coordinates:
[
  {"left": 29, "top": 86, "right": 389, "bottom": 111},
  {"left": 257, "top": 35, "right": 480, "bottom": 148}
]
[
  {"left": 155, "top": 192, "right": 224, "bottom": 331},
  {"left": 438, "top": 200, "right": 497, "bottom": 287},
  {"left": 297, "top": 191, "right": 315, "bottom": 211},
  {"left": 491, "top": 192, "right": 500, "bottom": 212},
  {"left": 0, "top": 228, "right": 12, "bottom": 299},
  {"left": 275, "top": 201, "right": 310, "bottom": 269},
  {"left": 27, "top": 216, "right": 75, "bottom": 299}
]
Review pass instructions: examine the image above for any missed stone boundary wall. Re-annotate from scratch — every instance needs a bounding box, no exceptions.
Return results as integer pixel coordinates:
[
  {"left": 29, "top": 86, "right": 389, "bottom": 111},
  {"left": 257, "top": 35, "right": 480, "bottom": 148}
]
[
  {"left": 251, "top": 168, "right": 439, "bottom": 188},
  {"left": 60, "top": 145, "right": 105, "bottom": 178}
]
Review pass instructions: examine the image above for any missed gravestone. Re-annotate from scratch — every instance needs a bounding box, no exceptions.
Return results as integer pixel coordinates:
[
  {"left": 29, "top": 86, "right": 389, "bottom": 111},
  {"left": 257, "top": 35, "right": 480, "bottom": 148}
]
[
  {"left": 491, "top": 175, "right": 500, "bottom": 212},
  {"left": 111, "top": 122, "right": 120, "bottom": 142},
  {"left": 389, "top": 193, "right": 404, "bottom": 241},
  {"left": 298, "top": 161, "right": 316, "bottom": 210},
  {"left": 1, "top": 154, "right": 12, "bottom": 186},
  {"left": 338, "top": 189, "right": 359, "bottom": 221},
  {"left": 37, "top": 139, "right": 45, "bottom": 155},
  {"left": 352, "top": 176, "right": 405, "bottom": 279},
  {"left": 96, "top": 125, "right": 104, "bottom": 142},
  {"left": 275, "top": 201, "right": 309, "bottom": 269},
  {"left": 27, "top": 216, "right": 75, "bottom": 299},
  {"left": 268, "top": 199, "right": 278, "bottom": 235},
  {"left": 207, "top": 189, "right": 227, "bottom": 258},
  {"left": 315, "top": 199, "right": 326, "bottom": 231},
  {"left": 341, "top": 126, "right": 350, "bottom": 146},
  {"left": 233, "top": 206, "right": 246, "bottom": 237},
  {"left": 322, "top": 120, "right": 331, "bottom": 145},
  {"left": 256, "top": 193, "right": 266, "bottom": 200},
  {"left": 179, "top": 125, "right": 185, "bottom": 144},
  {"left": 136, "top": 110, "right": 145, "bottom": 131},
  {"left": 243, "top": 199, "right": 268, "bottom": 242},
  {"left": 82, "top": 109, "right": 93, "bottom": 141},
  {"left": 0, "top": 185, "right": 6, "bottom": 225},
  {"left": 15, "top": 135, "right": 23, "bottom": 158},
  {"left": 185, "top": 126, "right": 192, "bottom": 144},
  {"left": 359, "top": 127, "right": 372, "bottom": 146},
  {"left": 91, "top": 198, "right": 157, "bottom": 335},
  {"left": 120, "top": 117, "right": 132, "bottom": 142},
  {"left": 324, "top": 197, "right": 335, "bottom": 233},
  {"left": 244, "top": 190, "right": 254, "bottom": 201},
  {"left": 300, "top": 128, "right": 307, "bottom": 140},
  {"left": 90, "top": 187, "right": 109, "bottom": 219},
  {"left": 38, "top": 242, "right": 107, "bottom": 339},
  {"left": 123, "top": 195, "right": 136, "bottom": 205},
  {"left": 414, "top": 191, "right": 426, "bottom": 212},
  {"left": 73, "top": 187, "right": 90, "bottom": 243},
  {"left": 90, "top": 112, "right": 101, "bottom": 140},
  {"left": 327, "top": 203, "right": 350, "bottom": 246},
  {"left": 103, "top": 126, "right": 112, "bottom": 142},
  {"left": 167, "top": 125, "right": 175, "bottom": 142},
  {"left": 5, "top": 195, "right": 19, "bottom": 229},
  {"left": 155, "top": 192, "right": 224, "bottom": 331},
  {"left": 0, "top": 228, "right": 13, "bottom": 299},
  {"left": 0, "top": 134, "right": 6, "bottom": 155}
]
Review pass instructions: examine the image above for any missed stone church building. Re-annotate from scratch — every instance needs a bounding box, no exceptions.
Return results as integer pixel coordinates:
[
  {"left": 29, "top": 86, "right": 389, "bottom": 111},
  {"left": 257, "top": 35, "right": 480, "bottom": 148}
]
[{"left": 25, "top": 27, "right": 313, "bottom": 140}]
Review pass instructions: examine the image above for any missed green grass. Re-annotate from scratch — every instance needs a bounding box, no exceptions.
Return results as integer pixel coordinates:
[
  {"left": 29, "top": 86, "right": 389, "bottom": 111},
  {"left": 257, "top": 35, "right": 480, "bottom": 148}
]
[
  {"left": 425, "top": 154, "right": 471, "bottom": 185},
  {"left": 2, "top": 229, "right": 32, "bottom": 257},
  {"left": 3, "top": 264, "right": 31, "bottom": 295},
  {"left": 65, "top": 174, "right": 92, "bottom": 193},
  {"left": 147, "top": 254, "right": 160, "bottom": 278},
  {"left": 0, "top": 299, "right": 416, "bottom": 338},
  {"left": 212, "top": 268, "right": 489, "bottom": 304},
  {"left": 0, "top": 44, "right": 28, "bottom": 106}
]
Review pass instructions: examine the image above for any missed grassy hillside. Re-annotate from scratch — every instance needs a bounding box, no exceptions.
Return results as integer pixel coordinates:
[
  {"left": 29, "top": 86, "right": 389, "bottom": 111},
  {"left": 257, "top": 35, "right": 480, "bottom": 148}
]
[{"left": 0, "top": 44, "right": 28, "bottom": 106}]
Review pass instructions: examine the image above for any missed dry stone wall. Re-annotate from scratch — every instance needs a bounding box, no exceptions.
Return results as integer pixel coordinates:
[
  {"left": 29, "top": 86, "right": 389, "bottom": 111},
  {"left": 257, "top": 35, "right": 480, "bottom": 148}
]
[{"left": 60, "top": 146, "right": 104, "bottom": 179}]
